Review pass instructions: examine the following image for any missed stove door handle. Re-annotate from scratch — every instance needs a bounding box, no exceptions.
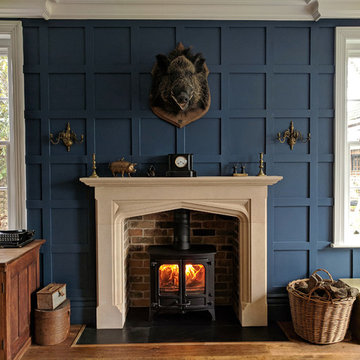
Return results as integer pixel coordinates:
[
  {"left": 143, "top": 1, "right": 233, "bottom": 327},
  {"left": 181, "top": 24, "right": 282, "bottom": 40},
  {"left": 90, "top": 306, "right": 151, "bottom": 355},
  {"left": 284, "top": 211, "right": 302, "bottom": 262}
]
[{"left": 175, "top": 300, "right": 191, "bottom": 307}]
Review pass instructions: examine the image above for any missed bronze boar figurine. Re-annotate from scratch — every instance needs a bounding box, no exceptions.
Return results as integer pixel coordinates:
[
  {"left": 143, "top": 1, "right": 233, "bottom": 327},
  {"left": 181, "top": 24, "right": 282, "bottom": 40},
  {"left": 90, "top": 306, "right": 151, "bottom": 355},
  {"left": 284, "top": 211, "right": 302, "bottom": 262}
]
[
  {"left": 109, "top": 158, "right": 137, "bottom": 177},
  {"left": 150, "top": 42, "right": 211, "bottom": 128}
]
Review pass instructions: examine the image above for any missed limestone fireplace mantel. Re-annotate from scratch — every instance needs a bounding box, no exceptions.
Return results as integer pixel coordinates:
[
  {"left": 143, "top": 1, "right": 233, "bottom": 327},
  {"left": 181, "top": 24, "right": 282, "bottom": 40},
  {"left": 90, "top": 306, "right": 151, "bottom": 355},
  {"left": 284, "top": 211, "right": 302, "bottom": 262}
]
[{"left": 80, "top": 176, "right": 282, "bottom": 329}]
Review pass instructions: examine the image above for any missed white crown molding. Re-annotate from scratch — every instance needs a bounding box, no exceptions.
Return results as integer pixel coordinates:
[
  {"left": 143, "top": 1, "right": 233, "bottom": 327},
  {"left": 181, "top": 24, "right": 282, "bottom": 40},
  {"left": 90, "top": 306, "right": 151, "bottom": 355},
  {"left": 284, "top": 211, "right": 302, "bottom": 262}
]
[
  {"left": 0, "top": 1, "right": 46, "bottom": 18},
  {"left": 43, "top": 0, "right": 314, "bottom": 21},
  {"left": 0, "top": 0, "right": 311, "bottom": 20},
  {"left": 317, "top": 0, "right": 360, "bottom": 19},
  {"left": 306, "top": 0, "right": 360, "bottom": 21},
  {"left": 305, "top": 0, "right": 321, "bottom": 21},
  {"left": 42, "top": 0, "right": 53, "bottom": 20},
  {"left": 0, "top": 0, "right": 359, "bottom": 21}
]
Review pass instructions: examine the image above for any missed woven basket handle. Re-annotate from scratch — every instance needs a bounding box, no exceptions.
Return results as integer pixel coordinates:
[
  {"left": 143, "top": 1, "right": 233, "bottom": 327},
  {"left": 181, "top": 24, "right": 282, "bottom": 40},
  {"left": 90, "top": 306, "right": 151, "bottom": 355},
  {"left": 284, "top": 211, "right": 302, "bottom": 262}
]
[
  {"left": 310, "top": 268, "right": 334, "bottom": 282},
  {"left": 307, "top": 268, "right": 334, "bottom": 302},
  {"left": 307, "top": 284, "right": 332, "bottom": 302}
]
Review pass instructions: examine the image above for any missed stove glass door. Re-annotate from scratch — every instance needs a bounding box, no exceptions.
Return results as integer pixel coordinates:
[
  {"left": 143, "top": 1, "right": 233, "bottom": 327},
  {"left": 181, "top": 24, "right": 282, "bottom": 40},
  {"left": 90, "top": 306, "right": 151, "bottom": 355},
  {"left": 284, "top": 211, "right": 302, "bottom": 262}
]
[
  {"left": 185, "top": 264, "right": 205, "bottom": 294},
  {"left": 159, "top": 264, "right": 179, "bottom": 294}
]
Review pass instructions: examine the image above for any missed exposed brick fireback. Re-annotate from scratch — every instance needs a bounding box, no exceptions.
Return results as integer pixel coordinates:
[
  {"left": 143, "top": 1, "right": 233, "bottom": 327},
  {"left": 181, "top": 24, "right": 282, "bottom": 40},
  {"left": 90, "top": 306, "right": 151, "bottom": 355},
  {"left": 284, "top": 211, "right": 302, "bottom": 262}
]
[{"left": 126, "top": 210, "right": 239, "bottom": 308}]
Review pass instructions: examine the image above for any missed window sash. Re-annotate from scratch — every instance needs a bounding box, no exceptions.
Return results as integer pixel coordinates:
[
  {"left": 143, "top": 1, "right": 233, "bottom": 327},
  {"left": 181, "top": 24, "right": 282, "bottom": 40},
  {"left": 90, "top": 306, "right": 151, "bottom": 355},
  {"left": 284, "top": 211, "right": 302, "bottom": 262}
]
[
  {"left": 334, "top": 27, "right": 360, "bottom": 247},
  {"left": 0, "top": 21, "right": 26, "bottom": 229}
]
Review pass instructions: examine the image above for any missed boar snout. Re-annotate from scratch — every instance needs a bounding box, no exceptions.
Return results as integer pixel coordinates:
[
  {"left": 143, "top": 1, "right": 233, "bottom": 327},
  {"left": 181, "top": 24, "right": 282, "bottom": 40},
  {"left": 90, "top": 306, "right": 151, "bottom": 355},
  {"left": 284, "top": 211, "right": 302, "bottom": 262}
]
[
  {"left": 171, "top": 90, "right": 193, "bottom": 110},
  {"left": 171, "top": 81, "right": 194, "bottom": 110}
]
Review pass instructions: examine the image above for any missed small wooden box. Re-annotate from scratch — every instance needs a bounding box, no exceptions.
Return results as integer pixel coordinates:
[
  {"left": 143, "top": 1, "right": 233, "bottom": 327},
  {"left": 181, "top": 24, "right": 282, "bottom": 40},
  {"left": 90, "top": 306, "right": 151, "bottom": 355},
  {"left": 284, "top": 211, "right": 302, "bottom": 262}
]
[
  {"left": 37, "top": 283, "right": 66, "bottom": 310},
  {"left": 34, "top": 299, "right": 70, "bottom": 345}
]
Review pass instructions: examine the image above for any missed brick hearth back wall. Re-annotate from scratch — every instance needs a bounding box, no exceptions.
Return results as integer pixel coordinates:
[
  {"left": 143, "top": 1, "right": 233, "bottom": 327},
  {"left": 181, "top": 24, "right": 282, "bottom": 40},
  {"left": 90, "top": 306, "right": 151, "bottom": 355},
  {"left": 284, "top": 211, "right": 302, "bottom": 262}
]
[
  {"left": 125, "top": 211, "right": 239, "bottom": 308},
  {"left": 21, "top": 18, "right": 360, "bottom": 325}
]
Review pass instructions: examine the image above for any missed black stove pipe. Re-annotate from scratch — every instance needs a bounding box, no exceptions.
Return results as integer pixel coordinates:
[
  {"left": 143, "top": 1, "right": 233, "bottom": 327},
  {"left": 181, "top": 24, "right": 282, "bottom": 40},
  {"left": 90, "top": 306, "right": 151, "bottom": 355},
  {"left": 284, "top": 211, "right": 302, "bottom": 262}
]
[{"left": 173, "top": 209, "right": 191, "bottom": 250}]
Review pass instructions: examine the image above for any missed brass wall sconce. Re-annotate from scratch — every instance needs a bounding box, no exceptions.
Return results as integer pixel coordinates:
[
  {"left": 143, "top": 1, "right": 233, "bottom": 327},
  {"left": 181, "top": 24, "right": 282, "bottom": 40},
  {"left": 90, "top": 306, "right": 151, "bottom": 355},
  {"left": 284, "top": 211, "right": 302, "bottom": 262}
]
[
  {"left": 49, "top": 122, "right": 84, "bottom": 152},
  {"left": 277, "top": 121, "right": 311, "bottom": 150}
]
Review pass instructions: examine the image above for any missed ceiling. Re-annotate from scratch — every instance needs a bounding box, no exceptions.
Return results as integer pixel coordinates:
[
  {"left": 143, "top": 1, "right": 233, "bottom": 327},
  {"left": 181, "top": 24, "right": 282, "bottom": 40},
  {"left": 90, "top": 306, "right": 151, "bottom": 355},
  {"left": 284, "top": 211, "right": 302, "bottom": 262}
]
[{"left": 0, "top": 0, "right": 359, "bottom": 21}]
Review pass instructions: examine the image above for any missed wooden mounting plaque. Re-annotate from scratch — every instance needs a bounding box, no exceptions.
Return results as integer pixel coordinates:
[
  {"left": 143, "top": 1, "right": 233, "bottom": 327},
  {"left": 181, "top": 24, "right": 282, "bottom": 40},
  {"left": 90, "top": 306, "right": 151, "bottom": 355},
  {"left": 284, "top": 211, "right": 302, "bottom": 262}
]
[{"left": 151, "top": 93, "right": 211, "bottom": 128}]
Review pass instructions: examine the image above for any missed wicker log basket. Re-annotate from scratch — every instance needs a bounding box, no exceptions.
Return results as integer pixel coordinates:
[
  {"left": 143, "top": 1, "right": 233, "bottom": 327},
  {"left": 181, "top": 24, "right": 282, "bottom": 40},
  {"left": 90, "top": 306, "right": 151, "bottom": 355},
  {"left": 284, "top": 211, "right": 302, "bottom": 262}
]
[{"left": 287, "top": 268, "right": 356, "bottom": 344}]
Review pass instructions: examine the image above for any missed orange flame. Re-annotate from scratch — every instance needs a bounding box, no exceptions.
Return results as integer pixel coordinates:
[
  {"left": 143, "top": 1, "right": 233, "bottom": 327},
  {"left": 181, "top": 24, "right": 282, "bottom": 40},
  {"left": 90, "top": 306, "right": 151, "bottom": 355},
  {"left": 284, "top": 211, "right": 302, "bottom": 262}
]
[
  {"left": 185, "top": 264, "right": 203, "bottom": 280},
  {"left": 185, "top": 264, "right": 205, "bottom": 292}
]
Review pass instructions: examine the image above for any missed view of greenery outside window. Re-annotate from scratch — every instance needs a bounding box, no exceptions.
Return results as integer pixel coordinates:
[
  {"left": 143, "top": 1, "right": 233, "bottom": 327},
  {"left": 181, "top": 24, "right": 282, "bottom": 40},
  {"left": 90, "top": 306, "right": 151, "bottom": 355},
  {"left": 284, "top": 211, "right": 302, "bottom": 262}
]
[
  {"left": 0, "top": 53, "right": 9, "bottom": 229},
  {"left": 348, "top": 57, "right": 360, "bottom": 241}
]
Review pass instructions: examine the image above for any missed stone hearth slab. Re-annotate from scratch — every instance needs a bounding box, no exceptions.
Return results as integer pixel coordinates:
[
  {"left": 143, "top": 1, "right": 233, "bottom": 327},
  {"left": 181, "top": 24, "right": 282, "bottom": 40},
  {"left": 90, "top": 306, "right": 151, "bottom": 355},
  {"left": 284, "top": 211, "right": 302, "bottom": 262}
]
[{"left": 75, "top": 307, "right": 288, "bottom": 344}]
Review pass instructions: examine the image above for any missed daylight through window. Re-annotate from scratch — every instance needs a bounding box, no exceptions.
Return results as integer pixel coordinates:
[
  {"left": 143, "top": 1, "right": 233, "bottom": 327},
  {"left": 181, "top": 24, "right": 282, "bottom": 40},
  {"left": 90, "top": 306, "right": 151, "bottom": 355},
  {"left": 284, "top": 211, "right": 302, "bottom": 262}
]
[
  {"left": 348, "top": 57, "right": 360, "bottom": 241},
  {"left": 0, "top": 50, "right": 9, "bottom": 229},
  {"left": 334, "top": 28, "right": 360, "bottom": 247},
  {"left": 0, "top": 23, "right": 26, "bottom": 230}
]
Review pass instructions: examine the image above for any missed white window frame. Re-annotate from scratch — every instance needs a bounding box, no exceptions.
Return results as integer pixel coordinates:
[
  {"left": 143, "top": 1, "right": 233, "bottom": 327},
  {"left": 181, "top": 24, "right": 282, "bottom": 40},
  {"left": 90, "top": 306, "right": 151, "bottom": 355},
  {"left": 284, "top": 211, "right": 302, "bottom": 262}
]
[
  {"left": 0, "top": 21, "right": 26, "bottom": 229},
  {"left": 333, "top": 27, "right": 360, "bottom": 247}
]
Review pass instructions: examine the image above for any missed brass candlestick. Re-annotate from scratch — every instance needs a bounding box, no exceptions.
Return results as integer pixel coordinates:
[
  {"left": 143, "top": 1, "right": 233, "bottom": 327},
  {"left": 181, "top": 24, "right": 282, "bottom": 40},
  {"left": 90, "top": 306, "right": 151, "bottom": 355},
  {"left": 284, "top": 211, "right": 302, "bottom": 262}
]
[
  {"left": 89, "top": 153, "right": 99, "bottom": 178},
  {"left": 233, "top": 163, "right": 248, "bottom": 177},
  {"left": 257, "top": 152, "right": 266, "bottom": 176}
]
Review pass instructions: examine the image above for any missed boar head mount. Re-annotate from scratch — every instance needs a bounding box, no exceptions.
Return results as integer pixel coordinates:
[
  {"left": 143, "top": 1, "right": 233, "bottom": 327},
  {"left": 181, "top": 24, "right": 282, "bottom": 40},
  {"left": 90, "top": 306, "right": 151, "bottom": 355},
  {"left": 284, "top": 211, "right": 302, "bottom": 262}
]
[{"left": 150, "top": 43, "right": 211, "bottom": 128}]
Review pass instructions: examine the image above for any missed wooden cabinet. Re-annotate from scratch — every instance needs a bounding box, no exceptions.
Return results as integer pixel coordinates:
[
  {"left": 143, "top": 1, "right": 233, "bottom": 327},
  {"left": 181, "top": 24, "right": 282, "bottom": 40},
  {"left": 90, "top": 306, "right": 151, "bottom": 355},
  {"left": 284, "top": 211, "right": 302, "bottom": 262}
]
[{"left": 0, "top": 240, "right": 45, "bottom": 360}]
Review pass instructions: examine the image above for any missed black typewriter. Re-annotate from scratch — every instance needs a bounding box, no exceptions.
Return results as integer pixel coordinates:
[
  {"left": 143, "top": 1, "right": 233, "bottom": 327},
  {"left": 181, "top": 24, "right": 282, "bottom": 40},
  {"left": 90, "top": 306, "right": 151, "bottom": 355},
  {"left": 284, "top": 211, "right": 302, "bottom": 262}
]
[{"left": 0, "top": 230, "right": 35, "bottom": 248}]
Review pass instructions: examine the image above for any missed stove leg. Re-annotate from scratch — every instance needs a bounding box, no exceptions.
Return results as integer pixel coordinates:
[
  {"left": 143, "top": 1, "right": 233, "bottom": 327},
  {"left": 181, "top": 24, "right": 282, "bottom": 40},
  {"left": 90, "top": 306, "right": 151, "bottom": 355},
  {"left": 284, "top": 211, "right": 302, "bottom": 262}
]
[
  {"left": 209, "top": 308, "right": 216, "bottom": 321},
  {"left": 148, "top": 308, "right": 154, "bottom": 322}
]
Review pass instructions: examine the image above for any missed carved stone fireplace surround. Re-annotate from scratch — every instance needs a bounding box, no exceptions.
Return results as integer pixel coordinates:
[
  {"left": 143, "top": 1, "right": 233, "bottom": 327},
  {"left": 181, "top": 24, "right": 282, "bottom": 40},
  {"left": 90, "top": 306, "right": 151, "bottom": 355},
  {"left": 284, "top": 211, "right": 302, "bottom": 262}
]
[{"left": 80, "top": 176, "right": 282, "bottom": 329}]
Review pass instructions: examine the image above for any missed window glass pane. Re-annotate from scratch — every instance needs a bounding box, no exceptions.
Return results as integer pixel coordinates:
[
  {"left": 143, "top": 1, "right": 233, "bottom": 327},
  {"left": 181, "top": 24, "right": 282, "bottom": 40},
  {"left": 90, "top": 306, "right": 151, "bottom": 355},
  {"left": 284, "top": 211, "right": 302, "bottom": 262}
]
[
  {"left": 0, "top": 55, "right": 9, "bottom": 141},
  {"left": 348, "top": 57, "right": 360, "bottom": 241},
  {"left": 350, "top": 144, "right": 360, "bottom": 239},
  {"left": 0, "top": 55, "right": 8, "bottom": 97},
  {"left": 0, "top": 53, "right": 8, "bottom": 230},
  {"left": 0, "top": 189, "right": 7, "bottom": 229},
  {"left": 0, "top": 99, "right": 9, "bottom": 141},
  {"left": 0, "top": 144, "right": 7, "bottom": 188}
]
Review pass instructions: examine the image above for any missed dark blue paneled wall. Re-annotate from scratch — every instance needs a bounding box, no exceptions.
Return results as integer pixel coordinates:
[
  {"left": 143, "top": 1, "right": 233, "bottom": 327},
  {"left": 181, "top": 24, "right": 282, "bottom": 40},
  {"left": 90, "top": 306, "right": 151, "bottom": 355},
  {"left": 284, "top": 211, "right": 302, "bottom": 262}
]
[{"left": 22, "top": 19, "right": 360, "bottom": 324}]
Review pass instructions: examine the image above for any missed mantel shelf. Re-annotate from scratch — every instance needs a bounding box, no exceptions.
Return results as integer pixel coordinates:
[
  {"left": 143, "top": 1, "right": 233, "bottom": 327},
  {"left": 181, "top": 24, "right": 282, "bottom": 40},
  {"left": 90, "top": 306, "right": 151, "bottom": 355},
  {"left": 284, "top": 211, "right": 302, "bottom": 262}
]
[{"left": 80, "top": 176, "right": 283, "bottom": 188}]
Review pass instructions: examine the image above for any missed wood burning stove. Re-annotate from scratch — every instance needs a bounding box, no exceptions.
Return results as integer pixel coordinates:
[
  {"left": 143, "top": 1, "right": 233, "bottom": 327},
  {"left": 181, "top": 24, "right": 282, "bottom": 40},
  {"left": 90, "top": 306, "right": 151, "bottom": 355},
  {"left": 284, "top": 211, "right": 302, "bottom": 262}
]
[{"left": 148, "top": 209, "right": 216, "bottom": 320}]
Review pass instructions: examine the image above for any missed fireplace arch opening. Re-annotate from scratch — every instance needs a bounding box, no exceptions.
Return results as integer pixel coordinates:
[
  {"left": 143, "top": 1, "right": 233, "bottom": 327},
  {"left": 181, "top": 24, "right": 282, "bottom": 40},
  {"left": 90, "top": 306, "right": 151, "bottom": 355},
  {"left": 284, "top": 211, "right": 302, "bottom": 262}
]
[
  {"left": 111, "top": 200, "right": 255, "bottom": 328},
  {"left": 125, "top": 209, "right": 240, "bottom": 321}
]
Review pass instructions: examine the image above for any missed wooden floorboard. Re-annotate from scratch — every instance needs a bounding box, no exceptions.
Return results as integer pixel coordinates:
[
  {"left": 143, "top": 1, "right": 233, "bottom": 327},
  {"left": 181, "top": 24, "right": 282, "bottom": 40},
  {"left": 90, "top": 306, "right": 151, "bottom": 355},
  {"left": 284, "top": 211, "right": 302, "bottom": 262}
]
[{"left": 21, "top": 325, "right": 360, "bottom": 360}]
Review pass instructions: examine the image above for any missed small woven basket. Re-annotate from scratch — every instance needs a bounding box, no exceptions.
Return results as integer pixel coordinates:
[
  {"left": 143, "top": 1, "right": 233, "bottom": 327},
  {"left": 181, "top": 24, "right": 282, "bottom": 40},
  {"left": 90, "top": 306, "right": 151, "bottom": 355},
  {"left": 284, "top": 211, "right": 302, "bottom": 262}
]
[{"left": 287, "top": 268, "right": 356, "bottom": 344}]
